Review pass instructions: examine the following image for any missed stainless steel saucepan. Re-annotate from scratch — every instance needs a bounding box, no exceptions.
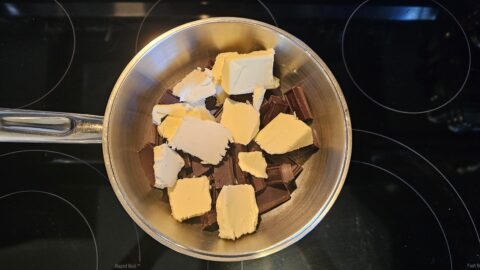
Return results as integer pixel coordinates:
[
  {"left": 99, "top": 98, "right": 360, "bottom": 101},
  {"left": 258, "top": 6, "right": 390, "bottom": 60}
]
[{"left": 0, "top": 17, "right": 351, "bottom": 261}]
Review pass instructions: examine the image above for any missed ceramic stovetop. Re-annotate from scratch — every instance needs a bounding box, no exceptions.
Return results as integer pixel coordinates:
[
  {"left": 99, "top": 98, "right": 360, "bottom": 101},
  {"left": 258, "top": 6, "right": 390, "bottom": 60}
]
[{"left": 1, "top": 0, "right": 479, "bottom": 269}]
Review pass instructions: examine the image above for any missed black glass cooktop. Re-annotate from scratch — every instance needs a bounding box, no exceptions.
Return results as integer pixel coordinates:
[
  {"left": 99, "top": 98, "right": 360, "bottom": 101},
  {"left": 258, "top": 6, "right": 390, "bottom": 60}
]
[{"left": 1, "top": 0, "right": 480, "bottom": 269}]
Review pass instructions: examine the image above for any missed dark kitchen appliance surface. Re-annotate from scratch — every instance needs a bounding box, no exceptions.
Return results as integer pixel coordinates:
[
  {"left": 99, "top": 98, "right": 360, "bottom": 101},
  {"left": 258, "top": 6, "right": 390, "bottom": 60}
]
[{"left": 0, "top": 0, "right": 479, "bottom": 269}]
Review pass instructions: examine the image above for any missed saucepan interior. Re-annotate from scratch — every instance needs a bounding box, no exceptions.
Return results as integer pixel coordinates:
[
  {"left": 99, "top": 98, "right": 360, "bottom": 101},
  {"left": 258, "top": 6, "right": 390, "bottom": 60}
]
[{"left": 103, "top": 17, "right": 351, "bottom": 261}]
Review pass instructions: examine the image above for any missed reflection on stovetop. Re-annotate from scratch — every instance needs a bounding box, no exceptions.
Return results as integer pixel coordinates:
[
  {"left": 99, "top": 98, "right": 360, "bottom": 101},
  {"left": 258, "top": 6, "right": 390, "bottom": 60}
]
[{"left": 0, "top": 0, "right": 479, "bottom": 269}]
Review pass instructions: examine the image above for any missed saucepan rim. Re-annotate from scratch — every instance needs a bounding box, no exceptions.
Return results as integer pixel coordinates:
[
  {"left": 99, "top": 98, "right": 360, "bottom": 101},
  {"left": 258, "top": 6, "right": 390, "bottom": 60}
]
[{"left": 102, "top": 17, "right": 352, "bottom": 261}]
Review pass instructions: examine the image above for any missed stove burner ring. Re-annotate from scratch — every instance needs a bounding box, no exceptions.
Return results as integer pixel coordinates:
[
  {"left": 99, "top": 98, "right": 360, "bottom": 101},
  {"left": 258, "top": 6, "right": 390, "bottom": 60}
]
[
  {"left": 352, "top": 160, "right": 453, "bottom": 270},
  {"left": 2, "top": 0, "right": 76, "bottom": 109},
  {"left": 135, "top": 0, "right": 278, "bottom": 53},
  {"left": 0, "top": 190, "right": 99, "bottom": 270},
  {"left": 341, "top": 0, "right": 471, "bottom": 114}
]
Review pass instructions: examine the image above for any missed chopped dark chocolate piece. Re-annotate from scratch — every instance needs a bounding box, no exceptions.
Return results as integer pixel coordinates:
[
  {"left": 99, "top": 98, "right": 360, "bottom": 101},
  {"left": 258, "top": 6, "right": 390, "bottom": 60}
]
[
  {"left": 264, "top": 87, "right": 282, "bottom": 100},
  {"left": 180, "top": 152, "right": 192, "bottom": 171},
  {"left": 177, "top": 152, "right": 192, "bottom": 178},
  {"left": 247, "top": 141, "right": 262, "bottom": 152},
  {"left": 231, "top": 144, "right": 250, "bottom": 184},
  {"left": 234, "top": 165, "right": 250, "bottom": 184},
  {"left": 285, "top": 181, "right": 297, "bottom": 193},
  {"left": 264, "top": 155, "right": 303, "bottom": 185},
  {"left": 284, "top": 86, "right": 313, "bottom": 121},
  {"left": 232, "top": 143, "right": 248, "bottom": 156},
  {"left": 212, "top": 155, "right": 236, "bottom": 189},
  {"left": 157, "top": 90, "right": 180, "bottom": 105},
  {"left": 287, "top": 146, "right": 318, "bottom": 166},
  {"left": 138, "top": 143, "right": 155, "bottom": 187},
  {"left": 213, "top": 106, "right": 223, "bottom": 121},
  {"left": 266, "top": 163, "right": 295, "bottom": 185},
  {"left": 256, "top": 185, "right": 291, "bottom": 214},
  {"left": 229, "top": 93, "right": 253, "bottom": 103},
  {"left": 210, "top": 187, "right": 219, "bottom": 205},
  {"left": 205, "top": 59, "right": 215, "bottom": 70},
  {"left": 184, "top": 216, "right": 202, "bottom": 225},
  {"left": 291, "top": 159, "right": 303, "bottom": 178},
  {"left": 155, "top": 131, "right": 165, "bottom": 145},
  {"left": 191, "top": 157, "right": 212, "bottom": 176},
  {"left": 251, "top": 177, "right": 267, "bottom": 193},
  {"left": 201, "top": 210, "right": 218, "bottom": 231},
  {"left": 205, "top": 96, "right": 218, "bottom": 111},
  {"left": 143, "top": 120, "right": 158, "bottom": 145},
  {"left": 260, "top": 95, "right": 289, "bottom": 127}
]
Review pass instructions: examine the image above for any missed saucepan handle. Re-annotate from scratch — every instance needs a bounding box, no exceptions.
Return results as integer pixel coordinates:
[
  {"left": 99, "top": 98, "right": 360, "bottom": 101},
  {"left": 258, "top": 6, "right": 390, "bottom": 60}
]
[{"left": 0, "top": 108, "right": 103, "bottom": 144}]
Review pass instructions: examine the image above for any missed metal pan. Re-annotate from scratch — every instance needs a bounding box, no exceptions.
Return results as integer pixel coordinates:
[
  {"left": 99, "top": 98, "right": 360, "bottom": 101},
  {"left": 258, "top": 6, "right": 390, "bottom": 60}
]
[{"left": 0, "top": 17, "right": 351, "bottom": 261}]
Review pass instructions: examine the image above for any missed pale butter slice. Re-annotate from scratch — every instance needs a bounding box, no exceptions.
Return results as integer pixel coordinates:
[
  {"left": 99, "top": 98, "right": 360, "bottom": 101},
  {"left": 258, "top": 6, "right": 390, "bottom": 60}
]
[
  {"left": 168, "top": 176, "right": 211, "bottom": 222},
  {"left": 255, "top": 113, "right": 313, "bottom": 154},
  {"left": 158, "top": 107, "right": 214, "bottom": 142},
  {"left": 157, "top": 116, "right": 183, "bottom": 141},
  {"left": 252, "top": 86, "right": 266, "bottom": 111},
  {"left": 152, "top": 103, "right": 190, "bottom": 125},
  {"left": 238, "top": 151, "right": 268, "bottom": 178},
  {"left": 221, "top": 49, "right": 277, "bottom": 95},
  {"left": 172, "top": 68, "right": 216, "bottom": 104},
  {"left": 212, "top": 52, "right": 239, "bottom": 84},
  {"left": 153, "top": 103, "right": 213, "bottom": 124},
  {"left": 216, "top": 184, "right": 259, "bottom": 240},
  {"left": 187, "top": 106, "right": 215, "bottom": 121},
  {"left": 169, "top": 117, "right": 232, "bottom": 165},
  {"left": 152, "top": 144, "right": 185, "bottom": 189},
  {"left": 220, "top": 98, "right": 260, "bottom": 145}
]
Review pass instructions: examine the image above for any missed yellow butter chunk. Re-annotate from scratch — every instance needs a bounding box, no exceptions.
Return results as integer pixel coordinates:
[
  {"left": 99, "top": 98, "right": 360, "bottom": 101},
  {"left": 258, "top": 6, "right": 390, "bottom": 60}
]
[
  {"left": 220, "top": 98, "right": 260, "bottom": 145},
  {"left": 167, "top": 176, "right": 212, "bottom": 222},
  {"left": 255, "top": 113, "right": 313, "bottom": 154},
  {"left": 152, "top": 144, "right": 185, "bottom": 189},
  {"left": 216, "top": 185, "right": 259, "bottom": 240},
  {"left": 238, "top": 151, "right": 268, "bottom": 178},
  {"left": 220, "top": 49, "right": 277, "bottom": 95}
]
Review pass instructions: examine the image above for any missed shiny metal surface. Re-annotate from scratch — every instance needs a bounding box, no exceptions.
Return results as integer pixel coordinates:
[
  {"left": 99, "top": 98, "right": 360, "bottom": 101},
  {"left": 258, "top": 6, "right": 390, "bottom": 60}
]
[
  {"left": 103, "top": 17, "right": 351, "bottom": 261},
  {"left": 0, "top": 109, "right": 103, "bottom": 143}
]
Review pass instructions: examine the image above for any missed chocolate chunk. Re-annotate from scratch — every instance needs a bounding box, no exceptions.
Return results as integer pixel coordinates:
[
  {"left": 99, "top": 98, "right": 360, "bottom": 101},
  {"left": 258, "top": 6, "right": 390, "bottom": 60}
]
[
  {"left": 213, "top": 106, "right": 223, "bottom": 121},
  {"left": 287, "top": 146, "right": 318, "bottom": 166},
  {"left": 251, "top": 177, "right": 266, "bottom": 193},
  {"left": 264, "top": 156, "right": 303, "bottom": 185},
  {"left": 284, "top": 86, "right": 313, "bottom": 121},
  {"left": 260, "top": 95, "right": 289, "bottom": 127},
  {"left": 201, "top": 210, "right": 218, "bottom": 231},
  {"left": 256, "top": 185, "right": 291, "bottom": 214},
  {"left": 184, "top": 216, "right": 202, "bottom": 225},
  {"left": 229, "top": 93, "right": 253, "bottom": 103},
  {"left": 264, "top": 87, "right": 282, "bottom": 100},
  {"left": 155, "top": 132, "right": 165, "bottom": 145},
  {"left": 191, "top": 157, "right": 212, "bottom": 176},
  {"left": 212, "top": 155, "right": 236, "bottom": 189},
  {"left": 138, "top": 144, "right": 155, "bottom": 187},
  {"left": 266, "top": 164, "right": 295, "bottom": 185},
  {"left": 210, "top": 187, "right": 219, "bottom": 205},
  {"left": 157, "top": 90, "right": 180, "bottom": 105},
  {"left": 232, "top": 143, "right": 248, "bottom": 156},
  {"left": 235, "top": 166, "right": 250, "bottom": 184},
  {"left": 247, "top": 141, "right": 262, "bottom": 152},
  {"left": 291, "top": 160, "right": 303, "bottom": 178},
  {"left": 205, "top": 96, "right": 218, "bottom": 111},
  {"left": 180, "top": 152, "right": 192, "bottom": 170},
  {"left": 176, "top": 152, "right": 192, "bottom": 178},
  {"left": 231, "top": 144, "right": 250, "bottom": 184},
  {"left": 145, "top": 123, "right": 158, "bottom": 145},
  {"left": 205, "top": 59, "right": 215, "bottom": 70}
]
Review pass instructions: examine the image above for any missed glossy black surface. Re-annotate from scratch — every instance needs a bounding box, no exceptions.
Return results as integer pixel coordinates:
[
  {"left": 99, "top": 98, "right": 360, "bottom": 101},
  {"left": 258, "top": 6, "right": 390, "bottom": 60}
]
[{"left": 0, "top": 0, "right": 479, "bottom": 269}]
